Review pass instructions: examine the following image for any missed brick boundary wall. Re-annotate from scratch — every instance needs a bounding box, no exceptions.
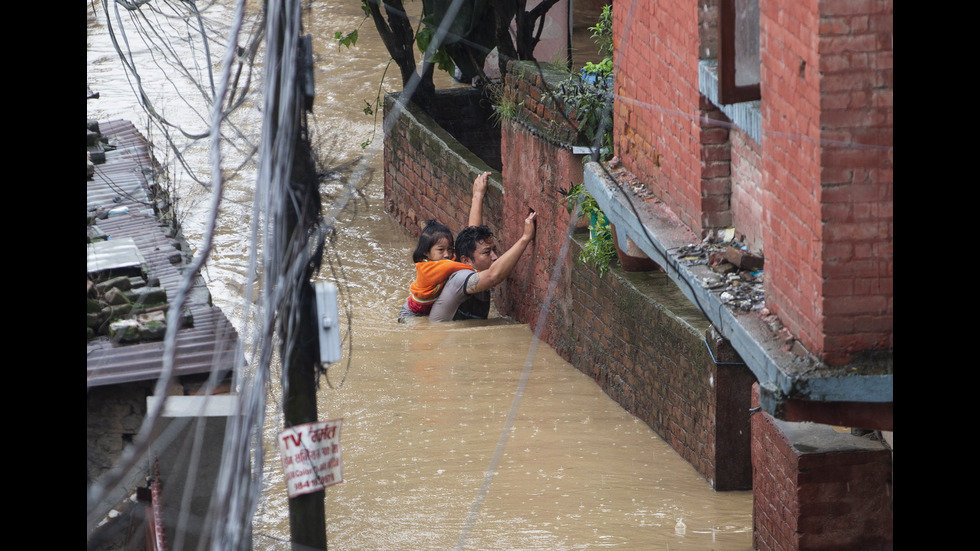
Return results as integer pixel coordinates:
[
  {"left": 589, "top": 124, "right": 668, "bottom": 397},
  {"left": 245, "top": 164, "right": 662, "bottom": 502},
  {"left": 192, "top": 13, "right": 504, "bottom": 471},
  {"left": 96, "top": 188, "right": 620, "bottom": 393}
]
[
  {"left": 730, "top": 126, "right": 765, "bottom": 254},
  {"left": 613, "top": 1, "right": 704, "bottom": 235},
  {"left": 383, "top": 90, "right": 504, "bottom": 240},
  {"left": 559, "top": 237, "right": 756, "bottom": 490},
  {"left": 751, "top": 383, "right": 893, "bottom": 551},
  {"left": 813, "top": 0, "right": 894, "bottom": 364},
  {"left": 699, "top": 96, "right": 733, "bottom": 231},
  {"left": 382, "top": 62, "right": 754, "bottom": 490}
]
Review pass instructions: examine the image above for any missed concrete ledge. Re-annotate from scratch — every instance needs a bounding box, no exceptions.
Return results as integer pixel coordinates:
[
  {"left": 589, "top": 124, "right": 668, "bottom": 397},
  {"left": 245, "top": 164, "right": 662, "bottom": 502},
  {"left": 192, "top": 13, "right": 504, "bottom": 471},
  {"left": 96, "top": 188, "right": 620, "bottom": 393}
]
[{"left": 583, "top": 161, "right": 892, "bottom": 422}]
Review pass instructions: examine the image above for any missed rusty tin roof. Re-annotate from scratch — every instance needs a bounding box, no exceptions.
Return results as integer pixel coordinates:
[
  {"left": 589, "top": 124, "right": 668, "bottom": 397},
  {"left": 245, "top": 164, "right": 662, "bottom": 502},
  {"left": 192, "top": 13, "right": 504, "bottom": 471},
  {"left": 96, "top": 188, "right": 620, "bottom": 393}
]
[{"left": 87, "top": 120, "right": 242, "bottom": 388}]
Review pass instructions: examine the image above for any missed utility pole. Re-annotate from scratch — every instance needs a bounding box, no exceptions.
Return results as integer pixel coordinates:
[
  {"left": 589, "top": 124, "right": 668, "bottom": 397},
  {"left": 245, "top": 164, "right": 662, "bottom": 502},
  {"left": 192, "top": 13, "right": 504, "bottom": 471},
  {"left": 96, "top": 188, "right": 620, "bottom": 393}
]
[
  {"left": 282, "top": 42, "right": 327, "bottom": 551},
  {"left": 264, "top": 0, "right": 327, "bottom": 546}
]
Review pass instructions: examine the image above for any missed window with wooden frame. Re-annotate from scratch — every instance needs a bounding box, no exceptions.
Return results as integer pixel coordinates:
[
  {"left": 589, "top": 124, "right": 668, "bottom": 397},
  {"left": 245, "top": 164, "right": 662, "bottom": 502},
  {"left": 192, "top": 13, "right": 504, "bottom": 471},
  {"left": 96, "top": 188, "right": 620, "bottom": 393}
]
[{"left": 718, "top": 0, "right": 760, "bottom": 104}]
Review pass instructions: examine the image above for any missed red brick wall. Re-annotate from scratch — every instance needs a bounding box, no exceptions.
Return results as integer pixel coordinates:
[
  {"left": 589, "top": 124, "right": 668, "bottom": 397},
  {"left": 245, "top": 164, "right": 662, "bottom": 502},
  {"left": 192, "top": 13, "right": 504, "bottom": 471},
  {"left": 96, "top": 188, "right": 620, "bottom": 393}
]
[
  {"left": 751, "top": 384, "right": 893, "bottom": 550},
  {"left": 815, "top": 0, "right": 894, "bottom": 364},
  {"left": 760, "top": 0, "right": 893, "bottom": 365},
  {"left": 699, "top": 97, "right": 734, "bottom": 231},
  {"left": 499, "top": 64, "right": 754, "bottom": 490},
  {"left": 498, "top": 119, "right": 581, "bottom": 332},
  {"left": 759, "top": 0, "right": 825, "bottom": 362},
  {"left": 383, "top": 62, "right": 754, "bottom": 490},
  {"left": 383, "top": 92, "right": 503, "bottom": 240},
  {"left": 613, "top": 1, "right": 704, "bottom": 234},
  {"left": 613, "top": 0, "right": 892, "bottom": 366},
  {"left": 731, "top": 127, "right": 765, "bottom": 253}
]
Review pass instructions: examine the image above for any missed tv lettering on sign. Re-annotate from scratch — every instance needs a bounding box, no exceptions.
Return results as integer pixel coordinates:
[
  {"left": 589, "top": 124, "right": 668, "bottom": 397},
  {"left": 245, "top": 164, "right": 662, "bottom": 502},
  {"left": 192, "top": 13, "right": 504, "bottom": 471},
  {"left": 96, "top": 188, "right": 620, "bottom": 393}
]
[{"left": 277, "top": 419, "right": 343, "bottom": 498}]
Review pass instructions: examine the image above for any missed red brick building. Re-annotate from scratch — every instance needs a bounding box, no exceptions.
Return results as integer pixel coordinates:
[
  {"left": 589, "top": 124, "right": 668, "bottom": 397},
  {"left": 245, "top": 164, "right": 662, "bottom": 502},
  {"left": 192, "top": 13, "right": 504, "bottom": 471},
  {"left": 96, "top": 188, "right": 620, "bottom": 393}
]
[
  {"left": 602, "top": 2, "right": 894, "bottom": 547},
  {"left": 607, "top": 0, "right": 892, "bottom": 428}
]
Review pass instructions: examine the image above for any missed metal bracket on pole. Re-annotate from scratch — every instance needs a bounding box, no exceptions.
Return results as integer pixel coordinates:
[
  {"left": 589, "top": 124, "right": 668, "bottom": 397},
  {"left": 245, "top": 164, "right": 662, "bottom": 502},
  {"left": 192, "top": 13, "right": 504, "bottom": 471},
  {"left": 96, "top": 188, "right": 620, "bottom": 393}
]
[{"left": 313, "top": 281, "right": 342, "bottom": 365}]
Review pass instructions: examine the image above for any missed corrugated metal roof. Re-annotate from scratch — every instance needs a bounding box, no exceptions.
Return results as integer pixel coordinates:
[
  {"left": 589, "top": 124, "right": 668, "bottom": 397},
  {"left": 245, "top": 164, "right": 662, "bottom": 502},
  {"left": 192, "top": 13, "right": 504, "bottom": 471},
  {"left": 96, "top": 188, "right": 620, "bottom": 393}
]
[{"left": 87, "top": 120, "right": 242, "bottom": 388}]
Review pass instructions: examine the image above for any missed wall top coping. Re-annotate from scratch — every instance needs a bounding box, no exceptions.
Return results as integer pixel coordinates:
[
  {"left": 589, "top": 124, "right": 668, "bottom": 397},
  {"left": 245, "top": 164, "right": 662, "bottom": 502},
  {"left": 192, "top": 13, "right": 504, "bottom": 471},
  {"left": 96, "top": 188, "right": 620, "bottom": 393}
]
[
  {"left": 385, "top": 91, "right": 499, "bottom": 178},
  {"left": 772, "top": 418, "right": 890, "bottom": 455}
]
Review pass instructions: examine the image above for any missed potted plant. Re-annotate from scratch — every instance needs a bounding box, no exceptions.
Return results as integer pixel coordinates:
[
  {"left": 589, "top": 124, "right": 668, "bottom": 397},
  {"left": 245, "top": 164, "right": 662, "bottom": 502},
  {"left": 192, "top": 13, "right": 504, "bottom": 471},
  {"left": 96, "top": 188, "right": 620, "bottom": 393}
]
[
  {"left": 608, "top": 221, "right": 662, "bottom": 273},
  {"left": 563, "top": 183, "right": 661, "bottom": 275}
]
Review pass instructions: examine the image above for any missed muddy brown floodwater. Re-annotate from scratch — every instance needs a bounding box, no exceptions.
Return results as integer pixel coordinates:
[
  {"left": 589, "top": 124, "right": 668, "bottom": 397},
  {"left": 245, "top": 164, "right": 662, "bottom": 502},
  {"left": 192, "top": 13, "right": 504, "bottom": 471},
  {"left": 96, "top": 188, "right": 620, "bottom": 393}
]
[{"left": 87, "top": 1, "right": 753, "bottom": 549}]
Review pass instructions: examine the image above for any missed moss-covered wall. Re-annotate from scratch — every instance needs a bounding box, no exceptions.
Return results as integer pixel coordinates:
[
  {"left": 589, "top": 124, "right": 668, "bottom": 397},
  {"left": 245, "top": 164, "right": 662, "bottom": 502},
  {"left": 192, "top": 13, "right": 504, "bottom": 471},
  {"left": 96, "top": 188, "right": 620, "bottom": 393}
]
[{"left": 383, "top": 90, "right": 503, "bottom": 239}]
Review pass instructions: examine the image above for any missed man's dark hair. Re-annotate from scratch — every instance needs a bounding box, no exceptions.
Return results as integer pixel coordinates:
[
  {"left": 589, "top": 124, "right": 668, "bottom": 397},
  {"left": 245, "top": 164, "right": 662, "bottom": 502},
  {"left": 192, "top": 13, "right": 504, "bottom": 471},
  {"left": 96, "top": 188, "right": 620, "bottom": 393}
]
[
  {"left": 454, "top": 225, "right": 494, "bottom": 263},
  {"left": 412, "top": 220, "right": 454, "bottom": 263}
]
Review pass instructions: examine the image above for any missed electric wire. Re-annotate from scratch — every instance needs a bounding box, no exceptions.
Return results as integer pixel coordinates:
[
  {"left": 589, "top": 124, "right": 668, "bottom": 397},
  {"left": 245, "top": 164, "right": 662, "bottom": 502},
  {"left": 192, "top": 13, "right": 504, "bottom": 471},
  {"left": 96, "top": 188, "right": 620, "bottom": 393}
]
[{"left": 87, "top": 0, "right": 889, "bottom": 547}]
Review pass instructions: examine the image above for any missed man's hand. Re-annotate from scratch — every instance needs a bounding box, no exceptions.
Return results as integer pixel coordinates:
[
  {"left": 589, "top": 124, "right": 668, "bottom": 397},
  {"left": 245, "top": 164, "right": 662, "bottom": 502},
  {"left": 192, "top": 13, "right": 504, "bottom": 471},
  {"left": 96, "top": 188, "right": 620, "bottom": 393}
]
[
  {"left": 466, "top": 210, "right": 537, "bottom": 294},
  {"left": 522, "top": 210, "right": 537, "bottom": 241},
  {"left": 468, "top": 171, "right": 491, "bottom": 227},
  {"left": 473, "top": 171, "right": 490, "bottom": 197}
]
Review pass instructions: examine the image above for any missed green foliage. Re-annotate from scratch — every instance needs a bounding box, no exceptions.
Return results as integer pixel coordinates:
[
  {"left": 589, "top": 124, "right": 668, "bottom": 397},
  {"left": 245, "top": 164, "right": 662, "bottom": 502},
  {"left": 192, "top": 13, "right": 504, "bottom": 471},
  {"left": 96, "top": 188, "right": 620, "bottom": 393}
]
[
  {"left": 488, "top": 83, "right": 523, "bottom": 126},
  {"left": 415, "top": 23, "right": 456, "bottom": 75},
  {"left": 557, "top": 76, "right": 614, "bottom": 160},
  {"left": 562, "top": 183, "right": 598, "bottom": 217},
  {"left": 590, "top": 4, "right": 613, "bottom": 59},
  {"left": 552, "top": 5, "right": 615, "bottom": 161},
  {"left": 580, "top": 214, "right": 616, "bottom": 277},
  {"left": 334, "top": 29, "right": 359, "bottom": 49},
  {"left": 581, "top": 57, "right": 612, "bottom": 80},
  {"left": 562, "top": 184, "right": 616, "bottom": 277}
]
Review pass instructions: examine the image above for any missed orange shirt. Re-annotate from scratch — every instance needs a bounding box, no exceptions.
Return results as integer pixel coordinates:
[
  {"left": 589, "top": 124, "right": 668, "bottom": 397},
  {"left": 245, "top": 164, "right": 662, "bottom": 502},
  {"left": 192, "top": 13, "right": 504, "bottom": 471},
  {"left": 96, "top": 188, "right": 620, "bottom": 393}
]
[{"left": 407, "top": 259, "right": 474, "bottom": 314}]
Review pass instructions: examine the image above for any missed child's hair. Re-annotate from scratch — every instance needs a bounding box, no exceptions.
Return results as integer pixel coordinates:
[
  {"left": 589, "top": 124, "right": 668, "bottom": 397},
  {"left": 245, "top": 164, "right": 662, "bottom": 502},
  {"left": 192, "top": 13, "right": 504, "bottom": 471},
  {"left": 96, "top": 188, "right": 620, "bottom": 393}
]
[
  {"left": 454, "top": 225, "right": 494, "bottom": 262},
  {"left": 412, "top": 220, "right": 455, "bottom": 263}
]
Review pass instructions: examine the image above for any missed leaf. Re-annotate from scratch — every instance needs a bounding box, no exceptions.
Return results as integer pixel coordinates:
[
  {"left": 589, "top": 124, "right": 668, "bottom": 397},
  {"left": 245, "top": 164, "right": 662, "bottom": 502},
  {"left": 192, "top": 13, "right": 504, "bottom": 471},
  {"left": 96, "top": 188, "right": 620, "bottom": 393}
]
[{"left": 335, "top": 29, "right": 359, "bottom": 49}]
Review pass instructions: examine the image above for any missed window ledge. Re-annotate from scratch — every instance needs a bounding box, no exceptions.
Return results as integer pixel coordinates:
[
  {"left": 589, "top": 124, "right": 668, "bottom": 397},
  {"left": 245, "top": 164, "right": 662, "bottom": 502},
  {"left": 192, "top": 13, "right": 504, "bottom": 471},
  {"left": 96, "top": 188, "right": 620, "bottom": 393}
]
[{"left": 698, "top": 60, "right": 761, "bottom": 143}]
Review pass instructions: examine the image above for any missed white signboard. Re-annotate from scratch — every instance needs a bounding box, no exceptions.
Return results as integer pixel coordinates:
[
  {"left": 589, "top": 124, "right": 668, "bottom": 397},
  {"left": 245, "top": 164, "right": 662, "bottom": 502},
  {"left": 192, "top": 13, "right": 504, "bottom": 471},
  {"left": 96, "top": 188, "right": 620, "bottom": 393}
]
[{"left": 278, "top": 419, "right": 343, "bottom": 498}]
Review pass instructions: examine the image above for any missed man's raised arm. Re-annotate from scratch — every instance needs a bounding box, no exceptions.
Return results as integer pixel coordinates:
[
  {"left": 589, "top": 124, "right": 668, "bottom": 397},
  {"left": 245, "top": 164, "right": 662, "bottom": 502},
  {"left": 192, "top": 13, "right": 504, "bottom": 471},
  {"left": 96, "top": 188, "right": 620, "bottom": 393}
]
[
  {"left": 467, "top": 171, "right": 490, "bottom": 228},
  {"left": 466, "top": 211, "right": 537, "bottom": 294}
]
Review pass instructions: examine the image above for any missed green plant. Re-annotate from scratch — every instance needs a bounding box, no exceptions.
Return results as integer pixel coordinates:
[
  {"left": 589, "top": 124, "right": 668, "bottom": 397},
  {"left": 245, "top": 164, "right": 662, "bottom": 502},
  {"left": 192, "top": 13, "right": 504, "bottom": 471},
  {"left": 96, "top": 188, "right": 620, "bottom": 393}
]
[
  {"left": 580, "top": 212, "right": 616, "bottom": 277},
  {"left": 562, "top": 184, "right": 617, "bottom": 276},
  {"left": 562, "top": 183, "right": 598, "bottom": 217},
  {"left": 552, "top": 5, "right": 615, "bottom": 161},
  {"left": 489, "top": 82, "right": 523, "bottom": 126},
  {"left": 590, "top": 4, "right": 613, "bottom": 60}
]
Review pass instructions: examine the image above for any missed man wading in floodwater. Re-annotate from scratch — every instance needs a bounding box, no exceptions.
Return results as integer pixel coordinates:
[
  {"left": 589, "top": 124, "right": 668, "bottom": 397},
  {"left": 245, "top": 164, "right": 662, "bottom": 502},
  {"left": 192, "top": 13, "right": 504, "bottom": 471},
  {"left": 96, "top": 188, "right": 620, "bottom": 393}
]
[{"left": 428, "top": 210, "right": 537, "bottom": 322}]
